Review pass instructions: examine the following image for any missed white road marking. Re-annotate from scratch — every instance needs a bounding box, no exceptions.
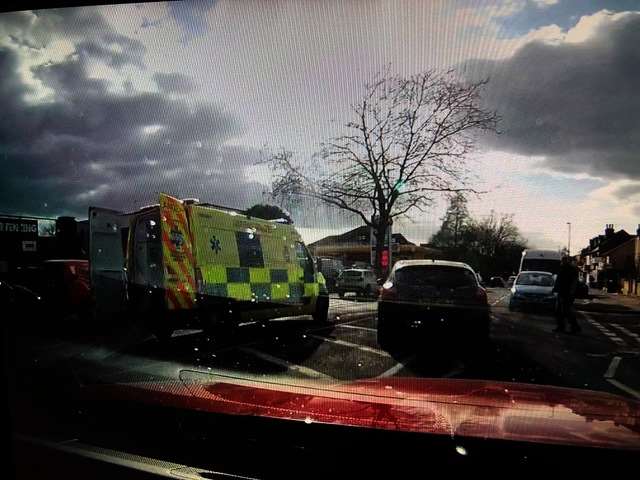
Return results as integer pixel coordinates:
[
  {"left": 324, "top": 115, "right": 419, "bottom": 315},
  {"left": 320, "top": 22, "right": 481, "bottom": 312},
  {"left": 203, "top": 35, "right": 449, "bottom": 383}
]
[
  {"left": 599, "top": 353, "right": 640, "bottom": 400},
  {"left": 338, "top": 324, "right": 377, "bottom": 333},
  {"left": 491, "top": 294, "right": 510, "bottom": 306},
  {"left": 611, "top": 324, "right": 640, "bottom": 343},
  {"left": 604, "top": 356, "right": 622, "bottom": 379},
  {"left": 333, "top": 316, "right": 376, "bottom": 327},
  {"left": 238, "top": 347, "right": 333, "bottom": 380},
  {"left": 308, "top": 334, "right": 392, "bottom": 357},
  {"left": 581, "top": 313, "right": 629, "bottom": 347},
  {"left": 606, "top": 379, "right": 640, "bottom": 400},
  {"left": 376, "top": 356, "right": 416, "bottom": 378}
]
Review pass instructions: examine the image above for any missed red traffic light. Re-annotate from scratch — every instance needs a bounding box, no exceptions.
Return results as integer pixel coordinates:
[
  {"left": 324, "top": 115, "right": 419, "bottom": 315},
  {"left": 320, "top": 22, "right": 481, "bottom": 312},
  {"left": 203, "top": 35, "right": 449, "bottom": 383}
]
[{"left": 380, "top": 249, "right": 389, "bottom": 268}]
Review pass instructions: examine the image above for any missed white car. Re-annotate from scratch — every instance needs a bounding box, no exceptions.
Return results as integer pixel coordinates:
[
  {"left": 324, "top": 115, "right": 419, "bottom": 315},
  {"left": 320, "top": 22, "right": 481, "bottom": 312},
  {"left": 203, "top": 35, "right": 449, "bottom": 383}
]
[
  {"left": 336, "top": 269, "right": 379, "bottom": 298},
  {"left": 509, "top": 271, "right": 556, "bottom": 311}
]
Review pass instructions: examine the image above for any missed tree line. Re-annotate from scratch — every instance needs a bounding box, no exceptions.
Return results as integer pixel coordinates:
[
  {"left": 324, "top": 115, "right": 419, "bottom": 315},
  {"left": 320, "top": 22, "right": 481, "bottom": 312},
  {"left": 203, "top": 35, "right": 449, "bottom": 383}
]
[{"left": 429, "top": 192, "right": 527, "bottom": 279}]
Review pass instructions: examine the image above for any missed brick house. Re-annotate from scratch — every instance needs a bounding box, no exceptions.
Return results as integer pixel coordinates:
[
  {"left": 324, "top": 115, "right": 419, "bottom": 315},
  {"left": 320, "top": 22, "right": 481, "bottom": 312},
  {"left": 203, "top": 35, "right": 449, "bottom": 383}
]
[{"left": 579, "top": 224, "right": 640, "bottom": 294}]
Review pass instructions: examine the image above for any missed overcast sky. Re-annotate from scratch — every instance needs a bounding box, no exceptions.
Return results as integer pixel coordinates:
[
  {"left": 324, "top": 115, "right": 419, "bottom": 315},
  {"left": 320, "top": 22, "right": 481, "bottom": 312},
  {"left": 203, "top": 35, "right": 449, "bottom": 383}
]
[{"left": 1, "top": 0, "right": 640, "bottom": 251}]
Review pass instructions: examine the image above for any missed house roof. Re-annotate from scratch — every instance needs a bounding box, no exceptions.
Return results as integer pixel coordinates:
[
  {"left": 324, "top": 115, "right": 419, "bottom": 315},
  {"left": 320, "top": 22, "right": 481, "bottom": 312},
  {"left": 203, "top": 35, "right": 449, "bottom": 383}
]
[
  {"left": 585, "top": 229, "right": 632, "bottom": 256},
  {"left": 308, "top": 225, "right": 415, "bottom": 248},
  {"left": 598, "top": 230, "right": 633, "bottom": 255}
]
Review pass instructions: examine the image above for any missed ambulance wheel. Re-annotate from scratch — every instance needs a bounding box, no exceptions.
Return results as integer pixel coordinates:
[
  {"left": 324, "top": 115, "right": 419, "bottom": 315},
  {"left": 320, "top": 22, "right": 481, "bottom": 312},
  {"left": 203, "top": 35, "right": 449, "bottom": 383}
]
[{"left": 313, "top": 295, "right": 330, "bottom": 323}]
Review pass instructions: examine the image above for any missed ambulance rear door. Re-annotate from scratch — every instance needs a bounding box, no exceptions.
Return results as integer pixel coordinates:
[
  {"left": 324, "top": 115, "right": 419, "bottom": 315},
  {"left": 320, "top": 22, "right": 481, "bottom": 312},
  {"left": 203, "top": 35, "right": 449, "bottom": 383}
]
[
  {"left": 159, "top": 194, "right": 197, "bottom": 311},
  {"left": 89, "top": 207, "right": 131, "bottom": 321}
]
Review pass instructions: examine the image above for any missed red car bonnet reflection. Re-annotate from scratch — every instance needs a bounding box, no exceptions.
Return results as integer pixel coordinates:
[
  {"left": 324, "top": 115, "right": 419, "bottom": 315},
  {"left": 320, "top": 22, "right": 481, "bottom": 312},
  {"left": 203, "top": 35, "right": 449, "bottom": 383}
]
[{"left": 85, "top": 374, "right": 640, "bottom": 450}]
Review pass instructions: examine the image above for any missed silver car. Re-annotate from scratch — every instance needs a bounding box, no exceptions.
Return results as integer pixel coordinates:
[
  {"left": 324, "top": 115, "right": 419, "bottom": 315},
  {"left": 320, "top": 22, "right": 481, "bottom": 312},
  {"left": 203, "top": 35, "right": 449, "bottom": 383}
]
[
  {"left": 509, "top": 271, "right": 556, "bottom": 311},
  {"left": 336, "top": 269, "right": 378, "bottom": 298}
]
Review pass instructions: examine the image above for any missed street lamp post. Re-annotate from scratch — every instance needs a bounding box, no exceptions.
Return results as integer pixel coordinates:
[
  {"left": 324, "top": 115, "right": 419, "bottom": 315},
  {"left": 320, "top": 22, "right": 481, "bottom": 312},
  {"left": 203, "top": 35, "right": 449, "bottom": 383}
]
[{"left": 567, "top": 222, "right": 571, "bottom": 257}]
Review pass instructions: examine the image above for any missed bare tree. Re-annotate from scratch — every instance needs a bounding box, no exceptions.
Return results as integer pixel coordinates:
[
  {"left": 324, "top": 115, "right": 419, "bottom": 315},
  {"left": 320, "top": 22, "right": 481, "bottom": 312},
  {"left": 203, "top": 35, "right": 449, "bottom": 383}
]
[
  {"left": 265, "top": 70, "right": 498, "bottom": 273},
  {"left": 470, "top": 211, "right": 525, "bottom": 258}
]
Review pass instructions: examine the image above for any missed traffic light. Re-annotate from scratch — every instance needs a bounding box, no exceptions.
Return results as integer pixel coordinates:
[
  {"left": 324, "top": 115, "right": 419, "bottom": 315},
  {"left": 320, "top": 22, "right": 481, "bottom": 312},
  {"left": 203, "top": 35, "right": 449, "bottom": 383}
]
[{"left": 380, "top": 249, "right": 389, "bottom": 269}]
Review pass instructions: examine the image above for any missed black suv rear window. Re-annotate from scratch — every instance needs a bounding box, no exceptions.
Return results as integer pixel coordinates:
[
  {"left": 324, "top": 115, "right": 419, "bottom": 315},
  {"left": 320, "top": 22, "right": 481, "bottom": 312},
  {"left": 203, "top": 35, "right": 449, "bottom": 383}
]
[
  {"left": 395, "top": 266, "right": 477, "bottom": 288},
  {"left": 342, "top": 271, "right": 364, "bottom": 278}
]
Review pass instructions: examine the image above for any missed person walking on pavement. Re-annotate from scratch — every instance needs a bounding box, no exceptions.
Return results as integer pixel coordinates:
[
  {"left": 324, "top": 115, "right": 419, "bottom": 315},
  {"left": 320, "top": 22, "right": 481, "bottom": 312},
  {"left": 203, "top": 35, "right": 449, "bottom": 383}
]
[{"left": 553, "top": 256, "right": 581, "bottom": 334}]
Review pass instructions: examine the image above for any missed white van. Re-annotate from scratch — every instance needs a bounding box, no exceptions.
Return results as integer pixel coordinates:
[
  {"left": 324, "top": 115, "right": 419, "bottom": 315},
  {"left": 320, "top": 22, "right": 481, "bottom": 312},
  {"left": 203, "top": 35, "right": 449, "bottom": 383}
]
[{"left": 519, "top": 249, "right": 562, "bottom": 275}]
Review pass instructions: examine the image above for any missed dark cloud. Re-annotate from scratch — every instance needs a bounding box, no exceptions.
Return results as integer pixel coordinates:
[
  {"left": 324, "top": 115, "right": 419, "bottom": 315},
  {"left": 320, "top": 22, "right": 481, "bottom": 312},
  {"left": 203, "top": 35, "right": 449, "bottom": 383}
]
[
  {"left": 75, "top": 32, "right": 146, "bottom": 68},
  {"left": 0, "top": 8, "right": 110, "bottom": 48},
  {"left": 153, "top": 72, "right": 196, "bottom": 94},
  {"left": 0, "top": 9, "right": 264, "bottom": 218},
  {"left": 464, "top": 11, "right": 640, "bottom": 181}
]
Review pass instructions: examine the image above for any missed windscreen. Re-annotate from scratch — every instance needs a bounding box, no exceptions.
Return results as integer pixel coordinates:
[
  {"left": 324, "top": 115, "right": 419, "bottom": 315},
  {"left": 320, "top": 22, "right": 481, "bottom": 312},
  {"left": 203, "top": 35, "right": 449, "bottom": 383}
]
[
  {"left": 521, "top": 259, "right": 561, "bottom": 275},
  {"left": 3, "top": 0, "right": 640, "bottom": 459},
  {"left": 516, "top": 273, "right": 554, "bottom": 287}
]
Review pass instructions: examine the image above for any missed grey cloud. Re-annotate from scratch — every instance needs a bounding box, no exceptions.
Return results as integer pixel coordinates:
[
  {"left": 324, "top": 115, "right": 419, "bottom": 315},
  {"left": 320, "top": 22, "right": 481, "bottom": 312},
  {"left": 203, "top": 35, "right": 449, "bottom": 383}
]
[
  {"left": 614, "top": 183, "right": 640, "bottom": 199},
  {"left": 153, "top": 72, "right": 196, "bottom": 94},
  {"left": 75, "top": 32, "right": 146, "bottom": 68},
  {"left": 1, "top": 8, "right": 109, "bottom": 49},
  {"left": 0, "top": 38, "right": 262, "bottom": 218},
  {"left": 3, "top": 9, "right": 145, "bottom": 69},
  {"left": 464, "top": 12, "right": 640, "bottom": 181}
]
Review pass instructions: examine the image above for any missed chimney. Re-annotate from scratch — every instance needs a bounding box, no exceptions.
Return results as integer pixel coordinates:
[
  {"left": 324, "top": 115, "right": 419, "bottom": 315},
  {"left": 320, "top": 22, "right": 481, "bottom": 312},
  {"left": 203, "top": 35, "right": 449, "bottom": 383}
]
[{"left": 605, "top": 224, "right": 614, "bottom": 238}]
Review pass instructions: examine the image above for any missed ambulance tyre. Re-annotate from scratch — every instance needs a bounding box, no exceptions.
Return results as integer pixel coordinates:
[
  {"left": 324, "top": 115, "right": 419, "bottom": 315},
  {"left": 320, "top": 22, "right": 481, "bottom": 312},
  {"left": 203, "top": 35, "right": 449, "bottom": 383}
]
[{"left": 313, "top": 295, "right": 330, "bottom": 323}]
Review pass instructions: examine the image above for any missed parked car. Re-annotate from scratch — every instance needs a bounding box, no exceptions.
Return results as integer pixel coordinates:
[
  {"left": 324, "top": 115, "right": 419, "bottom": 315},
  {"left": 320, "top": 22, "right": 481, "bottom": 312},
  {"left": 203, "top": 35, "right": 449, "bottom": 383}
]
[
  {"left": 336, "top": 269, "right": 378, "bottom": 298},
  {"left": 315, "top": 257, "right": 344, "bottom": 293},
  {"left": 489, "top": 276, "right": 506, "bottom": 288},
  {"left": 377, "top": 260, "right": 490, "bottom": 351},
  {"left": 506, "top": 275, "right": 517, "bottom": 288},
  {"left": 509, "top": 271, "right": 556, "bottom": 311}
]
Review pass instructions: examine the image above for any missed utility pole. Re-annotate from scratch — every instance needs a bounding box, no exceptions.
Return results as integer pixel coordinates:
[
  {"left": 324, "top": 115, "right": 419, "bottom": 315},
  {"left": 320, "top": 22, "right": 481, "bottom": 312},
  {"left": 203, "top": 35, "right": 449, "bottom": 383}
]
[{"left": 567, "top": 222, "right": 571, "bottom": 257}]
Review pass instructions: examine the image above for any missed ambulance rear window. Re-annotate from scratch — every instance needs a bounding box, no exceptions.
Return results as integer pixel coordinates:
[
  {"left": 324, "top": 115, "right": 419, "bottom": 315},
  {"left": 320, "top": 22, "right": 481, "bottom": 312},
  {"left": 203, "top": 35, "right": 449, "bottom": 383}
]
[{"left": 236, "top": 231, "right": 264, "bottom": 268}]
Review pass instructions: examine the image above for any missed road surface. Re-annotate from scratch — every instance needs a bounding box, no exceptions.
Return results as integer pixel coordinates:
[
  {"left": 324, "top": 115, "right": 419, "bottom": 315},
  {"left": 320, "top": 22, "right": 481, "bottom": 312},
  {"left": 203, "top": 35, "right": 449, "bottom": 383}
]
[{"left": 9, "top": 288, "right": 640, "bottom": 403}]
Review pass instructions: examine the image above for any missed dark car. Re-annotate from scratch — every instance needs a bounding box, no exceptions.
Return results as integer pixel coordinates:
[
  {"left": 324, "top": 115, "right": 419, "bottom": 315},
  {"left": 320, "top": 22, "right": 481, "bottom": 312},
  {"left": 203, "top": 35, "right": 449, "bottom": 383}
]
[
  {"left": 377, "top": 260, "right": 490, "bottom": 351},
  {"left": 489, "top": 276, "right": 506, "bottom": 288}
]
